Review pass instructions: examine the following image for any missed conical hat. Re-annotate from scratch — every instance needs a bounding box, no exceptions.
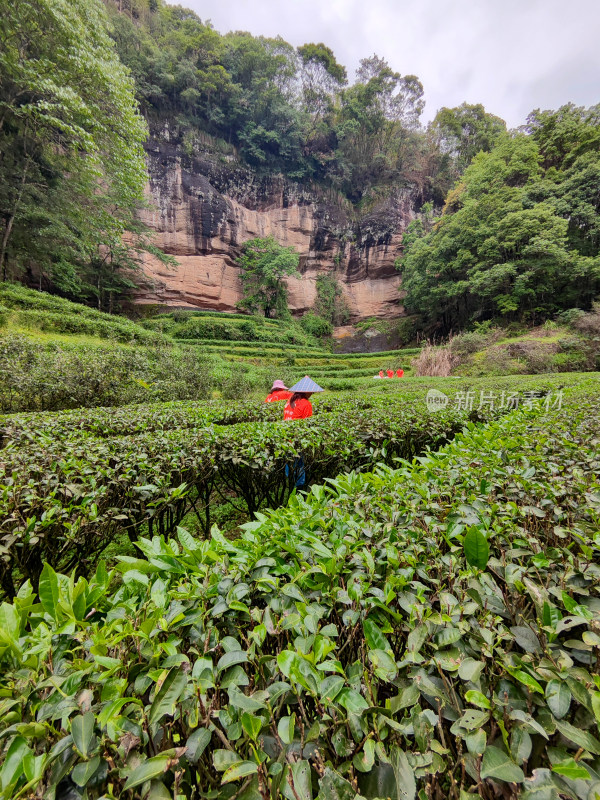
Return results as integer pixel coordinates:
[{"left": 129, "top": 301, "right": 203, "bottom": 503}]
[{"left": 289, "top": 375, "right": 324, "bottom": 393}]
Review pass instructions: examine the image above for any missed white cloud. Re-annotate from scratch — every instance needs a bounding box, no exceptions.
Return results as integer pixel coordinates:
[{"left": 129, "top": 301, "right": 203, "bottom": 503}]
[{"left": 166, "top": 0, "right": 600, "bottom": 126}]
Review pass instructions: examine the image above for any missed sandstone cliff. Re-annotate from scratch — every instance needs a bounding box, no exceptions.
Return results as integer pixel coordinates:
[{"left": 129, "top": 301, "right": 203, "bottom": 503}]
[{"left": 136, "top": 131, "right": 417, "bottom": 320}]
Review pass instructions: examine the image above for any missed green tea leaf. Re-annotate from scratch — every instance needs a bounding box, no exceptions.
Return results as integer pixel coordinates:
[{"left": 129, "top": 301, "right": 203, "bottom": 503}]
[
  {"left": 39, "top": 564, "right": 59, "bottom": 619},
  {"left": 510, "top": 728, "right": 532, "bottom": 764},
  {"left": 277, "top": 714, "right": 295, "bottom": 745},
  {"left": 390, "top": 746, "right": 416, "bottom": 800},
  {"left": 318, "top": 767, "right": 357, "bottom": 800},
  {"left": 458, "top": 658, "right": 484, "bottom": 682},
  {"left": 221, "top": 761, "right": 258, "bottom": 784},
  {"left": 464, "top": 527, "right": 489, "bottom": 570},
  {"left": 185, "top": 728, "right": 211, "bottom": 764},
  {"left": 465, "top": 690, "right": 491, "bottom": 709},
  {"left": 336, "top": 688, "right": 368, "bottom": 713},
  {"left": 353, "top": 738, "right": 375, "bottom": 772},
  {"left": 213, "top": 750, "right": 242, "bottom": 771},
  {"left": 509, "top": 670, "right": 544, "bottom": 694},
  {"left": 551, "top": 758, "right": 591, "bottom": 780},
  {"left": 0, "top": 736, "right": 30, "bottom": 792},
  {"left": 480, "top": 746, "right": 524, "bottom": 784},
  {"left": 463, "top": 527, "right": 490, "bottom": 569},
  {"left": 545, "top": 680, "right": 571, "bottom": 719},
  {"left": 217, "top": 650, "right": 248, "bottom": 673},
  {"left": 241, "top": 712, "right": 262, "bottom": 741},
  {"left": 555, "top": 719, "right": 600, "bottom": 754},
  {"left": 465, "top": 729, "right": 486, "bottom": 756},
  {"left": 148, "top": 668, "right": 188, "bottom": 727},
  {"left": 123, "top": 753, "right": 172, "bottom": 790},
  {"left": 71, "top": 712, "right": 95, "bottom": 758},
  {"left": 363, "top": 618, "right": 391, "bottom": 653},
  {"left": 72, "top": 755, "right": 101, "bottom": 787},
  {"left": 284, "top": 760, "right": 313, "bottom": 800}
]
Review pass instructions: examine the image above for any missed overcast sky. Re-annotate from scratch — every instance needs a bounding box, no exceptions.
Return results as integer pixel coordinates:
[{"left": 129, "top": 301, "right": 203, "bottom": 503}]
[{"left": 166, "top": 0, "right": 599, "bottom": 128}]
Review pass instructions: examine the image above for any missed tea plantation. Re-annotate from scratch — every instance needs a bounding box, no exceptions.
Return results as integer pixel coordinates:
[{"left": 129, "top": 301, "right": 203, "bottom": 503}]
[
  {"left": 1, "top": 365, "right": 600, "bottom": 800},
  {"left": 2, "top": 289, "right": 600, "bottom": 800}
]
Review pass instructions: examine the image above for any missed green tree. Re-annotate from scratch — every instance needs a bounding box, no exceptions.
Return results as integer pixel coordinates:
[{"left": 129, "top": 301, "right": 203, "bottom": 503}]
[
  {"left": 334, "top": 56, "right": 425, "bottom": 201},
  {"left": 298, "top": 43, "right": 347, "bottom": 120},
  {"left": 400, "top": 123, "right": 600, "bottom": 332},
  {"left": 236, "top": 236, "right": 300, "bottom": 318},
  {"left": 0, "top": 0, "right": 148, "bottom": 297},
  {"left": 314, "top": 273, "right": 350, "bottom": 325},
  {"left": 430, "top": 103, "right": 506, "bottom": 176}
]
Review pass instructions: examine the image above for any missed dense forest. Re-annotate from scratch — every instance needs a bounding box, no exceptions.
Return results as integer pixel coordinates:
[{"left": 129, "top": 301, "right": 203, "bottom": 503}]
[
  {"left": 401, "top": 106, "right": 600, "bottom": 332},
  {"left": 1, "top": 0, "right": 598, "bottom": 331}
]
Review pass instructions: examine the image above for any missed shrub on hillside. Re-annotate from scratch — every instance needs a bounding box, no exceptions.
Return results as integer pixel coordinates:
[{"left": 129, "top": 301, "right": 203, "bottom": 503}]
[
  {"left": 508, "top": 341, "right": 556, "bottom": 374},
  {"left": 449, "top": 330, "right": 489, "bottom": 356},
  {"left": 300, "top": 311, "right": 333, "bottom": 339},
  {"left": 552, "top": 351, "right": 588, "bottom": 371},
  {"left": 477, "top": 347, "right": 526, "bottom": 376},
  {"left": 574, "top": 307, "right": 600, "bottom": 337},
  {"left": 556, "top": 308, "right": 585, "bottom": 326}
]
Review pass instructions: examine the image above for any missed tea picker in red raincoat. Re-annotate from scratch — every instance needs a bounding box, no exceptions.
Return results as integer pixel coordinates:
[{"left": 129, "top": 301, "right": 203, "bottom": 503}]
[
  {"left": 283, "top": 376, "right": 324, "bottom": 487},
  {"left": 265, "top": 380, "right": 292, "bottom": 403}
]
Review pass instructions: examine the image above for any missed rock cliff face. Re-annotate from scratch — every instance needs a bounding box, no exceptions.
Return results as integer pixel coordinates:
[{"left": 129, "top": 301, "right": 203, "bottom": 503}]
[{"left": 136, "top": 133, "right": 416, "bottom": 320}]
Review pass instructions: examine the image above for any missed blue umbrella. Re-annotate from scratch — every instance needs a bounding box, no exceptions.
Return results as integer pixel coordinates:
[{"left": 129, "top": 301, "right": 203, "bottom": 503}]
[{"left": 289, "top": 375, "right": 324, "bottom": 393}]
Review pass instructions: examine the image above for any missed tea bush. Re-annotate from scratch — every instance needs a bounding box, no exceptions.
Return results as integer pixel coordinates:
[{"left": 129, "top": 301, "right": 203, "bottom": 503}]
[
  {"left": 0, "top": 383, "right": 598, "bottom": 798},
  {"left": 0, "top": 335, "right": 216, "bottom": 413}
]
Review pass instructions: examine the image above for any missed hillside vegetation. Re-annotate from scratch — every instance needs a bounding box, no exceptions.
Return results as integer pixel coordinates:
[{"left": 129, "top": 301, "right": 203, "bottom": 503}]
[
  {"left": 0, "top": 285, "right": 415, "bottom": 412},
  {"left": 0, "top": 284, "right": 218, "bottom": 412},
  {"left": 411, "top": 313, "right": 600, "bottom": 378}
]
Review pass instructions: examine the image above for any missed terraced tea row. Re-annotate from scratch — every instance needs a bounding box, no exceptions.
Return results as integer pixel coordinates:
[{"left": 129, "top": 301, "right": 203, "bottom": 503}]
[{"left": 0, "top": 374, "right": 575, "bottom": 448}]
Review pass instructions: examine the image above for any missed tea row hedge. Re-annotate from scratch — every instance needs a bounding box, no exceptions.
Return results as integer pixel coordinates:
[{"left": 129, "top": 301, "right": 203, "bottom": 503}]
[
  {"left": 1, "top": 373, "right": 574, "bottom": 448},
  {"left": 0, "top": 383, "right": 598, "bottom": 798},
  {"left": 0, "top": 398, "right": 283, "bottom": 448},
  {"left": 166, "top": 317, "right": 316, "bottom": 346},
  {"left": 0, "top": 386, "right": 510, "bottom": 598},
  {"left": 0, "top": 283, "right": 169, "bottom": 345},
  {"left": 180, "top": 340, "right": 329, "bottom": 354}
]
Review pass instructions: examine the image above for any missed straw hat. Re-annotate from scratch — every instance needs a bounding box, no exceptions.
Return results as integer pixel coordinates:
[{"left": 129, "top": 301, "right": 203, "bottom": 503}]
[{"left": 270, "top": 380, "right": 289, "bottom": 391}]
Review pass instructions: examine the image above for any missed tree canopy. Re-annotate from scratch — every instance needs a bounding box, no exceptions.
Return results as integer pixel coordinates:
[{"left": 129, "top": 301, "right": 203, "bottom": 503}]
[
  {"left": 102, "top": 1, "right": 443, "bottom": 203},
  {"left": 236, "top": 236, "right": 300, "bottom": 318}
]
